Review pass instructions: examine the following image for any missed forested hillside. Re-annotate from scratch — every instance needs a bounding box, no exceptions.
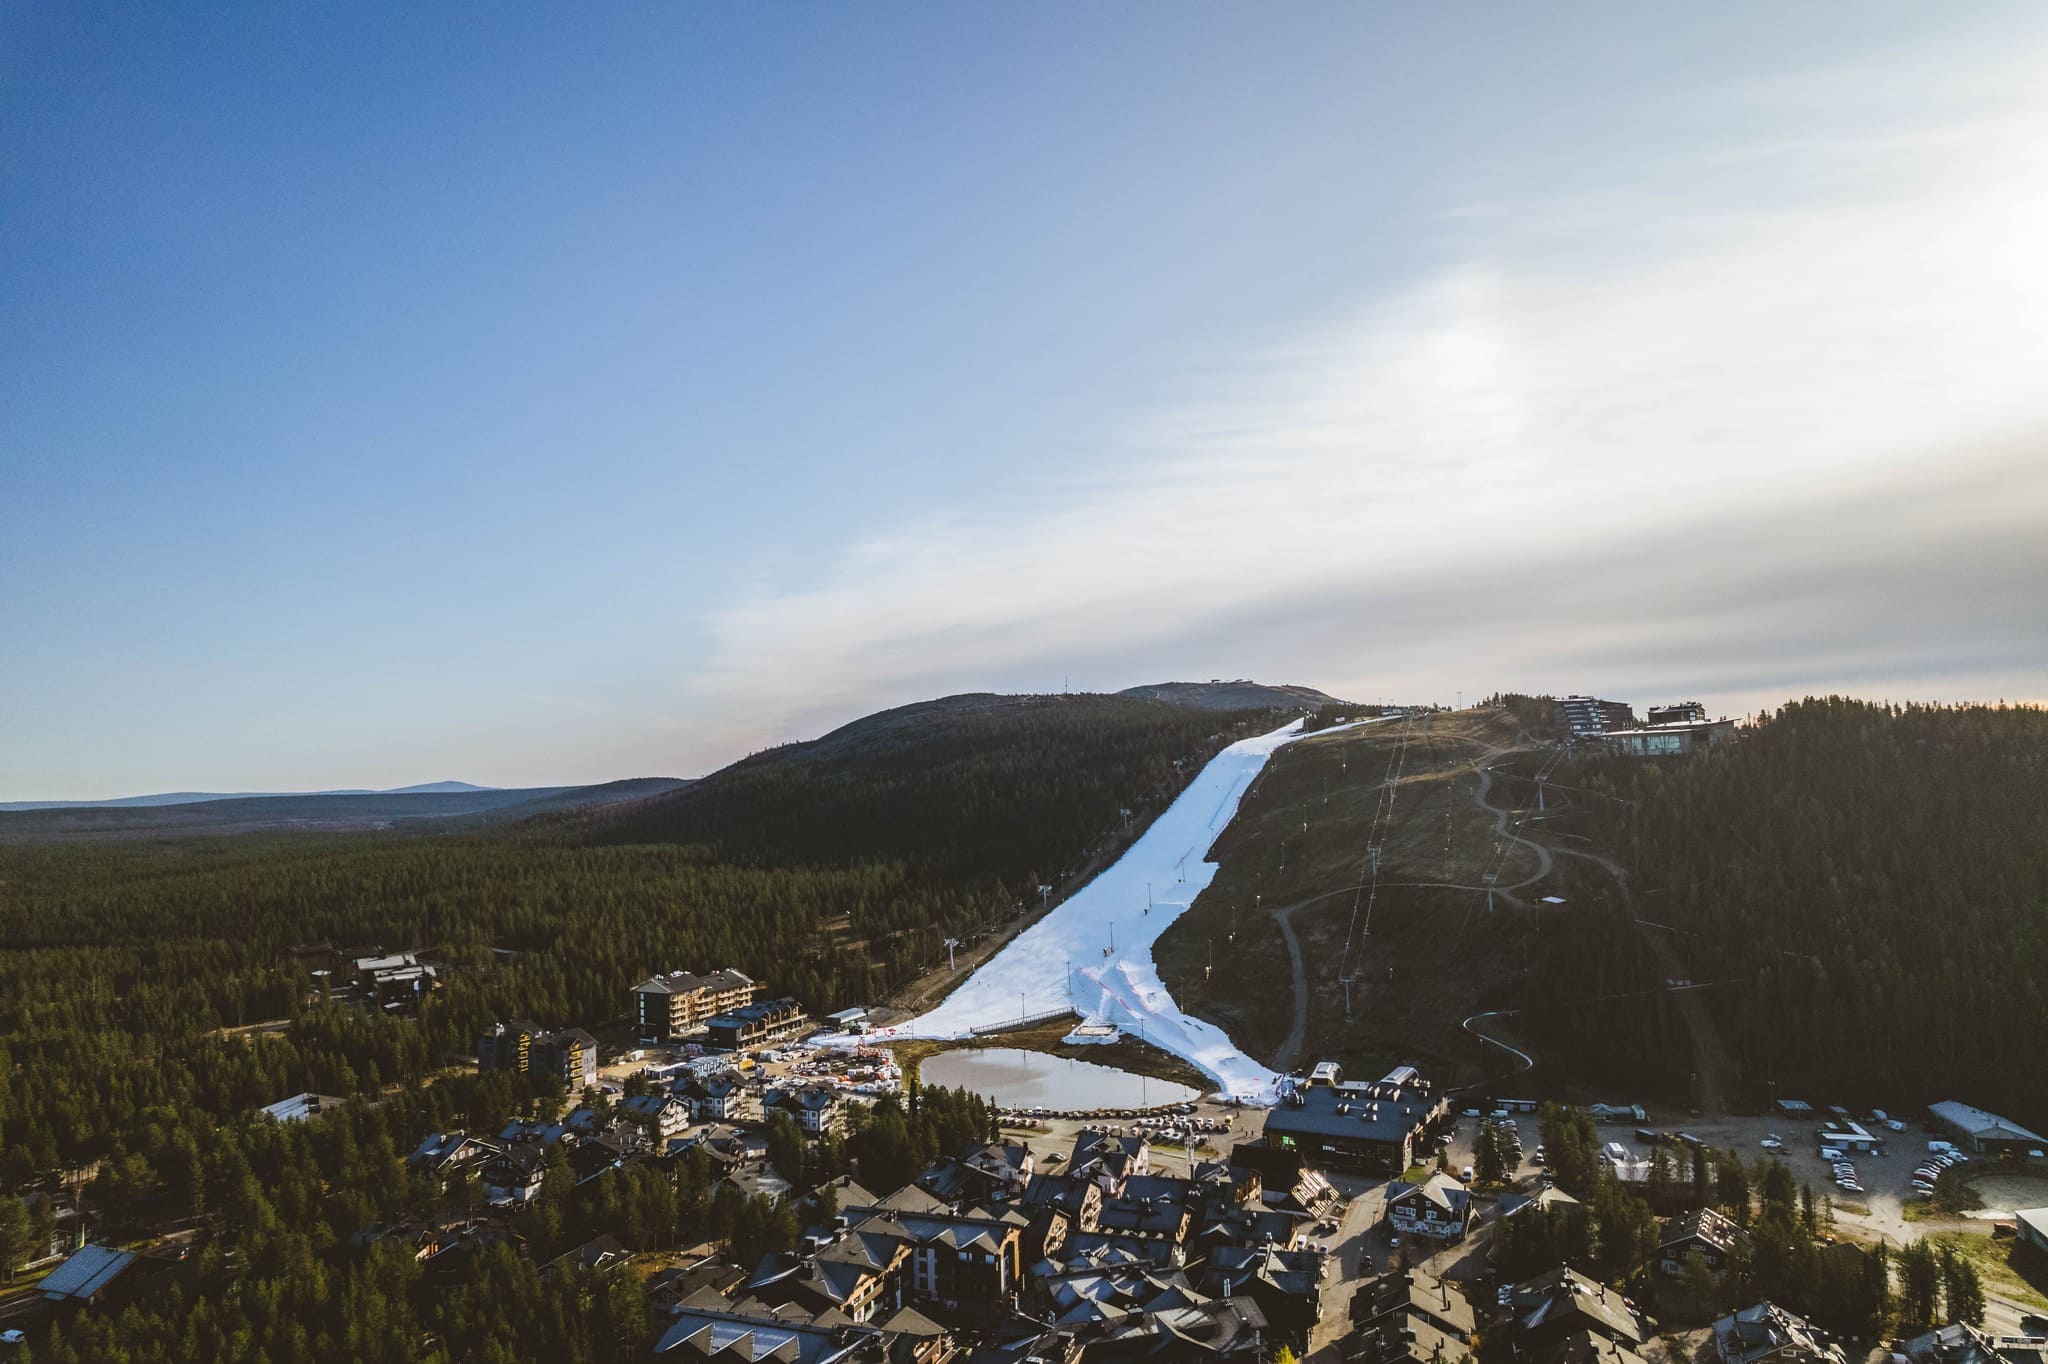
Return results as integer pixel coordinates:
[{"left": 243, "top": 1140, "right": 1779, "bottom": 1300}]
[
  {"left": 0, "top": 692, "right": 1258, "bottom": 1183},
  {"left": 1557, "top": 698, "right": 2048, "bottom": 1126},
  {"left": 0, "top": 691, "right": 1259, "bottom": 1360},
  {"left": 579, "top": 692, "right": 1260, "bottom": 881}
]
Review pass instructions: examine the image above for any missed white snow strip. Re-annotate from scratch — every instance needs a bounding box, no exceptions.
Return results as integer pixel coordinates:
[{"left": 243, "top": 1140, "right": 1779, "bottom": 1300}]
[{"left": 858, "top": 715, "right": 1392, "bottom": 1103}]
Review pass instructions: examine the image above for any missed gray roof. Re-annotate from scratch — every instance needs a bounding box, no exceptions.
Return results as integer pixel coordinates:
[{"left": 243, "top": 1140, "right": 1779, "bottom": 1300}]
[
  {"left": 1263, "top": 1080, "right": 1436, "bottom": 1147},
  {"left": 639, "top": 968, "right": 756, "bottom": 995},
  {"left": 1506, "top": 1266, "right": 1646, "bottom": 1344},
  {"left": 1388, "top": 1172, "right": 1471, "bottom": 1216},
  {"left": 656, "top": 1306, "right": 875, "bottom": 1363},
  {"left": 1931, "top": 1102, "right": 2047, "bottom": 1145},
  {"left": 41, "top": 1244, "right": 137, "bottom": 1302},
  {"left": 1663, "top": 1207, "right": 1749, "bottom": 1256},
  {"left": 1713, "top": 1301, "right": 1844, "bottom": 1364}
]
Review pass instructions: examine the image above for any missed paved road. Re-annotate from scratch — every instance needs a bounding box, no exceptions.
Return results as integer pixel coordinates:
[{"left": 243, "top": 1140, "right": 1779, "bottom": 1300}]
[
  {"left": 1468, "top": 753, "right": 1553, "bottom": 896},
  {"left": 1307, "top": 1176, "right": 1394, "bottom": 1361},
  {"left": 1267, "top": 883, "right": 1368, "bottom": 1073}
]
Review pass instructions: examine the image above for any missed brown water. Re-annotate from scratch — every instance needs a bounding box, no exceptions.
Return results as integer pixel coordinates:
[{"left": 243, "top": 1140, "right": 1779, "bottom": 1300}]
[{"left": 919, "top": 1047, "right": 1201, "bottom": 1109}]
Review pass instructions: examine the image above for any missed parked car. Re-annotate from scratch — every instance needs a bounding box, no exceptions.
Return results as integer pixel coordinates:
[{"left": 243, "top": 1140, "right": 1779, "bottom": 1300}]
[
  {"left": 1760, "top": 1137, "right": 1785, "bottom": 1151},
  {"left": 1459, "top": 1166, "right": 1475, "bottom": 1182}
]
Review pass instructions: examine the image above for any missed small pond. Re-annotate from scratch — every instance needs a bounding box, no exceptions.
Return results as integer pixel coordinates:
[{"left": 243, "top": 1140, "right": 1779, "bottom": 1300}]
[{"left": 919, "top": 1047, "right": 1202, "bottom": 1111}]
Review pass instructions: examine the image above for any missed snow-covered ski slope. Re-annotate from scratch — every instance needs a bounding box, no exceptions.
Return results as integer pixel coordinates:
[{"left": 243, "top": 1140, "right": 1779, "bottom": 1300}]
[{"left": 867, "top": 715, "right": 1386, "bottom": 1103}]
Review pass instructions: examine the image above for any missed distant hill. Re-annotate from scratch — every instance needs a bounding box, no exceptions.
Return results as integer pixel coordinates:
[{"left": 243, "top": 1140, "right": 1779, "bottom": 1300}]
[
  {"left": 1117, "top": 680, "right": 1356, "bottom": 712},
  {"left": 1, "top": 779, "right": 498, "bottom": 812},
  {"left": 0, "top": 777, "right": 689, "bottom": 843},
  {"left": 573, "top": 691, "right": 1272, "bottom": 882}
]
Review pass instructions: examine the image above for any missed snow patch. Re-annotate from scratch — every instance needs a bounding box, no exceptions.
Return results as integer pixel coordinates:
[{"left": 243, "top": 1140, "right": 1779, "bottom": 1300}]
[{"left": 859, "top": 715, "right": 1390, "bottom": 1102}]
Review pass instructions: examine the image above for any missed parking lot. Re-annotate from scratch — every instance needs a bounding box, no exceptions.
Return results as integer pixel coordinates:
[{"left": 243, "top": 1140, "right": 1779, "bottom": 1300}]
[{"left": 1437, "top": 1107, "right": 2048, "bottom": 1245}]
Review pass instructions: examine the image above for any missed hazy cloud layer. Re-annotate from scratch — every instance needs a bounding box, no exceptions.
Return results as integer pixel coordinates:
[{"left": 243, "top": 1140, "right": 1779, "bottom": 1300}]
[{"left": 681, "top": 28, "right": 2048, "bottom": 763}]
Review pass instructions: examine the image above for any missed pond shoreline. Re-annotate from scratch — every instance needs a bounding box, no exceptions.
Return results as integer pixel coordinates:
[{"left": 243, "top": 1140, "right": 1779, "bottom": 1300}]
[
  {"left": 881, "top": 1018, "right": 1215, "bottom": 1094},
  {"left": 919, "top": 1045, "right": 1202, "bottom": 1114}
]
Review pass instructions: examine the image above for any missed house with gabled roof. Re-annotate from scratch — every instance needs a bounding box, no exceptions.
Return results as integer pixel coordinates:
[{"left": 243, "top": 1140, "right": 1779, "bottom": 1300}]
[
  {"left": 1069, "top": 1131, "right": 1149, "bottom": 1194},
  {"left": 1660, "top": 1208, "right": 1752, "bottom": 1278},
  {"left": 1386, "top": 1172, "right": 1473, "bottom": 1240},
  {"left": 773, "top": 1085, "right": 844, "bottom": 1137},
  {"left": 1500, "top": 1266, "right": 1653, "bottom": 1358},
  {"left": 1712, "top": 1302, "right": 1845, "bottom": 1364},
  {"left": 653, "top": 1302, "right": 885, "bottom": 1363},
  {"left": 1352, "top": 1270, "right": 1475, "bottom": 1344},
  {"left": 686, "top": 1069, "right": 756, "bottom": 1123},
  {"left": 1197, "top": 1242, "right": 1325, "bottom": 1349}
]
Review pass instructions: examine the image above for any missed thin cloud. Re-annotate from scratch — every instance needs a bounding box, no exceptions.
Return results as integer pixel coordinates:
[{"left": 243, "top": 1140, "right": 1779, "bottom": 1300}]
[{"left": 677, "top": 24, "right": 2048, "bottom": 763}]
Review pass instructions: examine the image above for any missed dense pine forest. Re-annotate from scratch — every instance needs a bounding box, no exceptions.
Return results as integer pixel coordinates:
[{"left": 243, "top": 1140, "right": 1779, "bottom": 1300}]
[
  {"left": 1541, "top": 698, "right": 2048, "bottom": 1126},
  {"left": 579, "top": 692, "right": 1258, "bottom": 878},
  {"left": 0, "top": 693, "right": 1264, "bottom": 1361}
]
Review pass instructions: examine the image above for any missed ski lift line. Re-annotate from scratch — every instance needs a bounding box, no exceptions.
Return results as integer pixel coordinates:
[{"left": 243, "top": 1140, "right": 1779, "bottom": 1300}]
[
  {"left": 1337, "top": 714, "right": 1410, "bottom": 951},
  {"left": 1337, "top": 710, "right": 1418, "bottom": 973}
]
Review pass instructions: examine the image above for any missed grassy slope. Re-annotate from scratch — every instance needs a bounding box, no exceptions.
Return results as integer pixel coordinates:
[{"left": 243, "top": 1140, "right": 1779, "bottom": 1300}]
[{"left": 1156, "top": 707, "right": 1590, "bottom": 1082}]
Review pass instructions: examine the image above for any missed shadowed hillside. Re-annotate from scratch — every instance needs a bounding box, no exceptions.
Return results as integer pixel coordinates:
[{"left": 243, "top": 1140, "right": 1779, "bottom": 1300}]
[
  {"left": 1157, "top": 707, "right": 1608, "bottom": 1085},
  {"left": 572, "top": 692, "right": 1268, "bottom": 885},
  {"left": 1527, "top": 697, "right": 2048, "bottom": 1129}
]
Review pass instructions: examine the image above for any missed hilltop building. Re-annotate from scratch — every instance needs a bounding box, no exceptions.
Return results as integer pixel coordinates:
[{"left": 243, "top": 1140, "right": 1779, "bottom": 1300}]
[
  {"left": 634, "top": 968, "right": 761, "bottom": 1041},
  {"left": 1556, "top": 696, "right": 1638, "bottom": 738},
  {"left": 1597, "top": 718, "right": 1738, "bottom": 758}
]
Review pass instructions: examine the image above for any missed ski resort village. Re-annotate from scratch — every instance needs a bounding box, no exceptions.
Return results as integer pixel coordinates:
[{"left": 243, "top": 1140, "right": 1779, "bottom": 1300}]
[{"left": 6, "top": 693, "right": 2048, "bottom": 1364}]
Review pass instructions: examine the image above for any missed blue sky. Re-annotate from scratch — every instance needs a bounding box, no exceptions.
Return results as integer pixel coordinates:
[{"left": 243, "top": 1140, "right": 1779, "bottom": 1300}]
[{"left": 5, "top": 4, "right": 2047, "bottom": 799}]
